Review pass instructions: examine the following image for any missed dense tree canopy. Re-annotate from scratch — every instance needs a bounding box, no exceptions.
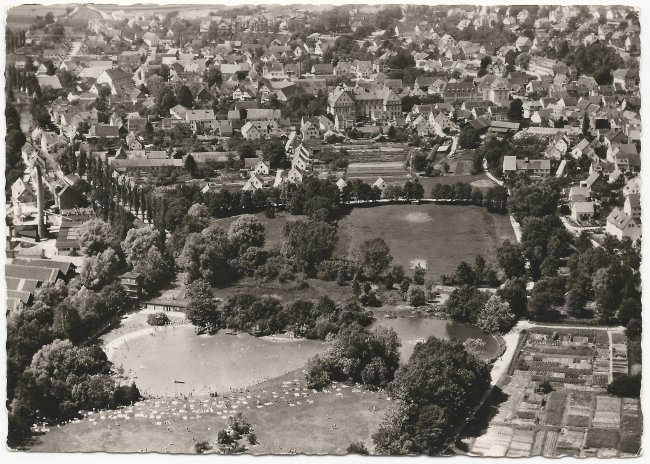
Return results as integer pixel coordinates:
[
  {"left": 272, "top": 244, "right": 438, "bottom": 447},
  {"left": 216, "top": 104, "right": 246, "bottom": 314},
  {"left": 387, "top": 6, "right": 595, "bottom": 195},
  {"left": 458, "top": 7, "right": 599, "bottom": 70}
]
[{"left": 373, "top": 337, "right": 490, "bottom": 455}]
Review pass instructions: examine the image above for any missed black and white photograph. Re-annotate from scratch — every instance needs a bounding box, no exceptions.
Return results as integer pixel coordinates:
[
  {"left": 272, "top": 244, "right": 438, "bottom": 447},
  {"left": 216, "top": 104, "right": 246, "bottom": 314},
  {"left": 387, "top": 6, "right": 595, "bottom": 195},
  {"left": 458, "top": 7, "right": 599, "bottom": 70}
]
[{"left": 2, "top": 1, "right": 645, "bottom": 458}]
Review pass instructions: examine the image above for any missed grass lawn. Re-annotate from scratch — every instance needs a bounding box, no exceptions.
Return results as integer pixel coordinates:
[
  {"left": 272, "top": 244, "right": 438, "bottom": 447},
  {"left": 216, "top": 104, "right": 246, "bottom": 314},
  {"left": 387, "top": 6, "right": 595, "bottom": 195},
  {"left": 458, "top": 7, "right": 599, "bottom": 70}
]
[
  {"left": 335, "top": 204, "right": 515, "bottom": 280},
  {"left": 28, "top": 369, "right": 392, "bottom": 455}
]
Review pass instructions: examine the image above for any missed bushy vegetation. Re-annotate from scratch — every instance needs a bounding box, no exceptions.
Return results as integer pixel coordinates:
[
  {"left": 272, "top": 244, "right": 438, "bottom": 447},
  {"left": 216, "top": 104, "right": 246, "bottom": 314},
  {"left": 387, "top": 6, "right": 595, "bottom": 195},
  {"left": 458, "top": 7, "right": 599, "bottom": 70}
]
[
  {"left": 305, "top": 324, "right": 400, "bottom": 390},
  {"left": 147, "top": 312, "right": 170, "bottom": 326}
]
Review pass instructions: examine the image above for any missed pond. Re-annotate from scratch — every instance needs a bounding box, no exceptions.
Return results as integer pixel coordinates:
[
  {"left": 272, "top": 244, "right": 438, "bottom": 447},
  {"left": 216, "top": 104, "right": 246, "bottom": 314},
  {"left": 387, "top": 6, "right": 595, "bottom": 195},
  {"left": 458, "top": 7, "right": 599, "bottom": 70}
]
[
  {"left": 104, "top": 315, "right": 499, "bottom": 397},
  {"left": 374, "top": 317, "right": 500, "bottom": 362}
]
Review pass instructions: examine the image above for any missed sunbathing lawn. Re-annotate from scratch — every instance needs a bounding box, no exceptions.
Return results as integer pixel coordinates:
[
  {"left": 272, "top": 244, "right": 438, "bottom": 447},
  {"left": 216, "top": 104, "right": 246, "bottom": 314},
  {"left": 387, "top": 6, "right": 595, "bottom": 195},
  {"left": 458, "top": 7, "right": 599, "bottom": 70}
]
[
  {"left": 28, "top": 369, "right": 392, "bottom": 455},
  {"left": 335, "top": 204, "right": 515, "bottom": 280}
]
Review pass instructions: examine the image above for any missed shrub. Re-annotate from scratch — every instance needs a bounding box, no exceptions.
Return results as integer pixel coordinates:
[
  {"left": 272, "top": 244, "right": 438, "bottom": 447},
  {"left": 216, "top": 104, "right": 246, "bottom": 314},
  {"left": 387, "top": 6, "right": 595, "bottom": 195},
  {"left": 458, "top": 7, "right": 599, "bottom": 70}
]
[
  {"left": 305, "top": 355, "right": 333, "bottom": 390},
  {"left": 195, "top": 441, "right": 212, "bottom": 454},
  {"left": 147, "top": 312, "right": 170, "bottom": 326},
  {"left": 347, "top": 442, "right": 370, "bottom": 455},
  {"left": 407, "top": 285, "right": 426, "bottom": 307}
]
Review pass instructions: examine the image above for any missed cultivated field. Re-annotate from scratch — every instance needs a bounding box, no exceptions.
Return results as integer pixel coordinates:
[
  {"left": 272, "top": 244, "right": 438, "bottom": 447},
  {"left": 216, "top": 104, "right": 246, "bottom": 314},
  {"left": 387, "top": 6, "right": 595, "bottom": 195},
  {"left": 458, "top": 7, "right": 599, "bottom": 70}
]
[
  {"left": 465, "top": 327, "right": 641, "bottom": 457},
  {"left": 339, "top": 142, "right": 410, "bottom": 182}
]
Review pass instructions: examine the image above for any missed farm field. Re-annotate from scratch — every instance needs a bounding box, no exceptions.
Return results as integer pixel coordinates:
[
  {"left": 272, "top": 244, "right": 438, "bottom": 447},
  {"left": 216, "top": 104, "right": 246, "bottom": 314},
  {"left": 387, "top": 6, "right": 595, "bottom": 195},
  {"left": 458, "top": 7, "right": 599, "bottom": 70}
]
[{"left": 464, "top": 327, "right": 641, "bottom": 457}]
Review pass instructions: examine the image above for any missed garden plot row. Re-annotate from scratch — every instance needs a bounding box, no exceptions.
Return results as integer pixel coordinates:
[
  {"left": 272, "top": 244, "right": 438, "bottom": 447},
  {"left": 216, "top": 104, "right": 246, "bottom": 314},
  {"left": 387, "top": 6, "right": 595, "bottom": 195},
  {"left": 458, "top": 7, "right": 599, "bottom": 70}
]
[{"left": 611, "top": 342, "right": 629, "bottom": 374}]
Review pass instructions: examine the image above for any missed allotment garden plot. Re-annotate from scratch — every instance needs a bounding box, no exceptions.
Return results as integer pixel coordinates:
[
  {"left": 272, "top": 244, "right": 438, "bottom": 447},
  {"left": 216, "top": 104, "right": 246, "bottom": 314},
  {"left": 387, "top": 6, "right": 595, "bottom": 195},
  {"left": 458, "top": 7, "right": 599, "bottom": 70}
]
[
  {"left": 467, "top": 328, "right": 641, "bottom": 457},
  {"left": 341, "top": 142, "right": 410, "bottom": 182}
]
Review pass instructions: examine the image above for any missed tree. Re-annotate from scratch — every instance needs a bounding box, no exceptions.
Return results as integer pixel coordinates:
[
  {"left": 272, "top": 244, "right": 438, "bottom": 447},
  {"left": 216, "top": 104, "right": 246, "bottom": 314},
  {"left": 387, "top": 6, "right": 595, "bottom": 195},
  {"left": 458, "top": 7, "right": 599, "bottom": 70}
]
[
  {"left": 594, "top": 67, "right": 613, "bottom": 85},
  {"left": 528, "top": 277, "right": 565, "bottom": 321},
  {"left": 607, "top": 373, "right": 641, "bottom": 397},
  {"left": 582, "top": 114, "right": 590, "bottom": 136},
  {"left": 411, "top": 153, "right": 428, "bottom": 172},
  {"left": 413, "top": 265, "right": 426, "bottom": 285},
  {"left": 237, "top": 143, "right": 256, "bottom": 160},
  {"left": 374, "top": 337, "right": 490, "bottom": 455},
  {"left": 121, "top": 226, "right": 162, "bottom": 266},
  {"left": 78, "top": 218, "right": 120, "bottom": 256},
  {"left": 261, "top": 138, "right": 288, "bottom": 168},
  {"left": 78, "top": 248, "right": 120, "bottom": 290},
  {"left": 497, "top": 278, "right": 527, "bottom": 317},
  {"left": 496, "top": 240, "right": 526, "bottom": 279},
  {"left": 177, "top": 85, "right": 194, "bottom": 108},
  {"left": 407, "top": 285, "right": 426, "bottom": 307},
  {"left": 227, "top": 214, "right": 265, "bottom": 253},
  {"left": 507, "top": 182, "right": 560, "bottom": 223},
  {"left": 176, "top": 224, "right": 235, "bottom": 287},
  {"left": 445, "top": 285, "right": 489, "bottom": 324},
  {"left": 357, "top": 237, "right": 392, "bottom": 280},
  {"left": 476, "top": 294, "right": 514, "bottom": 333},
  {"left": 184, "top": 154, "right": 198, "bottom": 177},
  {"left": 463, "top": 338, "right": 486, "bottom": 358},
  {"left": 185, "top": 279, "right": 221, "bottom": 333},
  {"left": 484, "top": 186, "right": 508, "bottom": 214},
  {"left": 508, "top": 98, "right": 523, "bottom": 121},
  {"left": 458, "top": 124, "right": 481, "bottom": 149},
  {"left": 305, "top": 324, "right": 401, "bottom": 390},
  {"left": 282, "top": 219, "right": 338, "bottom": 273}
]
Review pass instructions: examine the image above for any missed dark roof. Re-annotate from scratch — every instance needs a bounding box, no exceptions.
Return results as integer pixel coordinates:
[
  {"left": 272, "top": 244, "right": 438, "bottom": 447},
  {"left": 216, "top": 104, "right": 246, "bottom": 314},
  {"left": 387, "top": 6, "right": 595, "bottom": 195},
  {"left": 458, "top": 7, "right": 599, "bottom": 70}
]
[{"left": 10, "top": 258, "right": 75, "bottom": 276}]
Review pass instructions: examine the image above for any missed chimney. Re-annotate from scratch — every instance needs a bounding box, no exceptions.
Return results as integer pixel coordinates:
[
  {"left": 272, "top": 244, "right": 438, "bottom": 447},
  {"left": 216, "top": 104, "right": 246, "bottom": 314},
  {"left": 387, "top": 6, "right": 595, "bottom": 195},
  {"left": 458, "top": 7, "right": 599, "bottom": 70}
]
[{"left": 35, "top": 164, "right": 48, "bottom": 240}]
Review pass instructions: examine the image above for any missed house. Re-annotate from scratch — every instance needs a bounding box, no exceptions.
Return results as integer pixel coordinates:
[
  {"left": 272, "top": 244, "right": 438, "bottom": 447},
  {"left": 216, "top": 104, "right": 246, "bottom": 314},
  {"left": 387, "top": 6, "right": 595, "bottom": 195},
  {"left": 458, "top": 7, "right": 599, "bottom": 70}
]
[
  {"left": 515, "top": 36, "right": 532, "bottom": 52},
  {"left": 502, "top": 156, "right": 551, "bottom": 177},
  {"left": 571, "top": 138, "right": 596, "bottom": 159},
  {"left": 612, "top": 68, "right": 639, "bottom": 90},
  {"left": 242, "top": 172, "right": 264, "bottom": 191},
  {"left": 606, "top": 207, "right": 641, "bottom": 241},
  {"left": 87, "top": 124, "right": 122, "bottom": 139},
  {"left": 568, "top": 186, "right": 591, "bottom": 203},
  {"left": 96, "top": 67, "right": 135, "bottom": 96},
  {"left": 120, "top": 271, "right": 143, "bottom": 299},
  {"left": 36, "top": 75, "right": 62, "bottom": 90},
  {"left": 254, "top": 160, "right": 270, "bottom": 175},
  {"left": 570, "top": 201, "right": 595, "bottom": 222},
  {"left": 373, "top": 177, "right": 387, "bottom": 192},
  {"left": 300, "top": 121, "right": 320, "bottom": 141},
  {"left": 623, "top": 176, "right": 640, "bottom": 197},
  {"left": 287, "top": 166, "right": 304, "bottom": 183},
  {"left": 442, "top": 81, "right": 479, "bottom": 103},
  {"left": 624, "top": 193, "right": 641, "bottom": 220},
  {"left": 241, "top": 121, "right": 261, "bottom": 141},
  {"left": 142, "top": 32, "right": 161, "bottom": 47}
]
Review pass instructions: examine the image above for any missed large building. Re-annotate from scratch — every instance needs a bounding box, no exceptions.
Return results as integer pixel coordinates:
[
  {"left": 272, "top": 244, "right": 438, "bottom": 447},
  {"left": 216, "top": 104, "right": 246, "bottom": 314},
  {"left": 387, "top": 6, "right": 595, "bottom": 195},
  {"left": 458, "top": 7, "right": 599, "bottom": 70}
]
[{"left": 327, "top": 86, "right": 401, "bottom": 122}]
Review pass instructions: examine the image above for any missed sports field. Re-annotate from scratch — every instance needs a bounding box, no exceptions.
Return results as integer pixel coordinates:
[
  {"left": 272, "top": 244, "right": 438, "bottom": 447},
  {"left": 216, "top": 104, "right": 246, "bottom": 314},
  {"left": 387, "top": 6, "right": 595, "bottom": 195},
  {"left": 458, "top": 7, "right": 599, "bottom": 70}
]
[{"left": 335, "top": 204, "right": 516, "bottom": 279}]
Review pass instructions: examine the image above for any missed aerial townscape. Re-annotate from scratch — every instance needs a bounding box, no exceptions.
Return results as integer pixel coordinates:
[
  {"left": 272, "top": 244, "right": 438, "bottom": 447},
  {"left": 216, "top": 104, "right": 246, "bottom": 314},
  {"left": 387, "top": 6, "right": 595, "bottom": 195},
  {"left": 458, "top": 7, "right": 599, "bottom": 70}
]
[{"left": 4, "top": 3, "right": 643, "bottom": 458}]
